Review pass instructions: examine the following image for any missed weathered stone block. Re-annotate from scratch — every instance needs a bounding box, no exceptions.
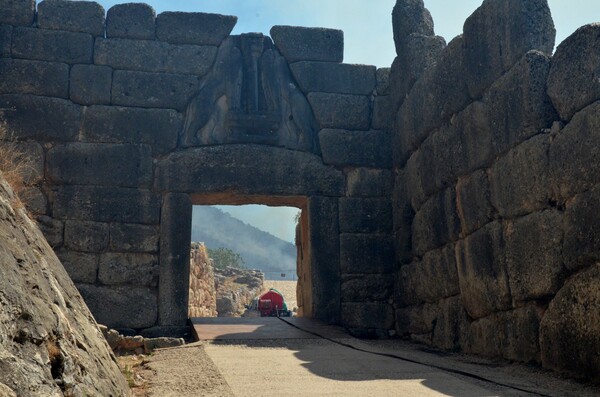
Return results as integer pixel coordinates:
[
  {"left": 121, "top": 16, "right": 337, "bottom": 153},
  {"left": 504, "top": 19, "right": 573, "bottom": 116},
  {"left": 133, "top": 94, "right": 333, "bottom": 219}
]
[
  {"left": 95, "top": 38, "right": 217, "bottom": 76},
  {"left": 395, "top": 303, "right": 438, "bottom": 335},
  {"left": 47, "top": 143, "right": 153, "bottom": 188},
  {"left": 456, "top": 221, "right": 511, "bottom": 319},
  {"left": 372, "top": 96, "right": 394, "bottom": 131},
  {"left": 489, "top": 134, "right": 550, "bottom": 218},
  {"left": 456, "top": 170, "right": 494, "bottom": 236},
  {"left": 56, "top": 250, "right": 98, "bottom": 284},
  {"left": 159, "top": 193, "right": 192, "bottom": 326},
  {"left": 505, "top": 210, "right": 565, "bottom": 302},
  {"left": 340, "top": 234, "right": 394, "bottom": 274},
  {"left": 64, "top": 220, "right": 109, "bottom": 253},
  {"left": 341, "top": 274, "right": 393, "bottom": 302},
  {"left": 69, "top": 64, "right": 111, "bottom": 105},
  {"left": 0, "top": 58, "right": 68, "bottom": 98},
  {"left": 37, "top": 0, "right": 104, "bottom": 36},
  {"left": 346, "top": 168, "right": 392, "bottom": 198},
  {"left": 319, "top": 129, "right": 391, "bottom": 168},
  {"left": 484, "top": 50, "right": 556, "bottom": 154},
  {"left": 376, "top": 67, "right": 390, "bottom": 95},
  {"left": 20, "top": 187, "right": 46, "bottom": 215},
  {"left": 431, "top": 296, "right": 470, "bottom": 351},
  {"left": 78, "top": 284, "right": 158, "bottom": 329},
  {"left": 430, "top": 124, "right": 466, "bottom": 191},
  {"left": 338, "top": 198, "right": 392, "bottom": 234},
  {"left": 156, "top": 11, "right": 236, "bottom": 46},
  {"left": 109, "top": 223, "right": 159, "bottom": 253},
  {"left": 455, "top": 101, "right": 495, "bottom": 172},
  {"left": 465, "top": 305, "right": 541, "bottom": 363},
  {"left": 342, "top": 302, "right": 394, "bottom": 330},
  {"left": 548, "top": 24, "right": 600, "bottom": 121},
  {"left": 98, "top": 253, "right": 159, "bottom": 287},
  {"left": 53, "top": 186, "right": 161, "bottom": 225},
  {"left": 155, "top": 145, "right": 344, "bottom": 197},
  {"left": 392, "top": 0, "right": 434, "bottom": 54},
  {"left": 393, "top": 170, "right": 415, "bottom": 264},
  {"left": 112, "top": 70, "right": 198, "bottom": 111},
  {"left": 106, "top": 3, "right": 156, "bottom": 40},
  {"left": 462, "top": 0, "right": 555, "bottom": 98},
  {"left": 270, "top": 25, "right": 343, "bottom": 63},
  {"left": 308, "top": 196, "right": 340, "bottom": 323},
  {"left": 412, "top": 188, "right": 460, "bottom": 256},
  {"left": 0, "top": 95, "right": 81, "bottom": 141},
  {"left": 562, "top": 185, "right": 600, "bottom": 270},
  {"left": 308, "top": 93, "right": 370, "bottom": 130},
  {"left": 36, "top": 215, "right": 63, "bottom": 248},
  {"left": 403, "top": 149, "right": 428, "bottom": 211},
  {"left": 540, "top": 264, "right": 600, "bottom": 383},
  {"left": 549, "top": 102, "right": 600, "bottom": 201},
  {"left": 0, "top": 0, "right": 34, "bottom": 26},
  {"left": 12, "top": 27, "right": 93, "bottom": 64},
  {"left": 290, "top": 62, "right": 376, "bottom": 95},
  {"left": 81, "top": 105, "right": 180, "bottom": 155},
  {"left": 0, "top": 25, "right": 12, "bottom": 57}
]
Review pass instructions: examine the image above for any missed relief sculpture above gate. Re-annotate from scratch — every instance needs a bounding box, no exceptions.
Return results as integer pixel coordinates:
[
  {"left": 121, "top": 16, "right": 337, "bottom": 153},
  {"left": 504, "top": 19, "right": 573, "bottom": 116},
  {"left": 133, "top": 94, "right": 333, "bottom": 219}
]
[{"left": 181, "top": 33, "right": 319, "bottom": 153}]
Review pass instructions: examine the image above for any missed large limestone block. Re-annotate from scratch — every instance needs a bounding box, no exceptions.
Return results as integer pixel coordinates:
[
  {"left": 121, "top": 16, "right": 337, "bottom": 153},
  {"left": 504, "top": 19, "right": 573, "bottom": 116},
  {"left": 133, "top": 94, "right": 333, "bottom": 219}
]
[
  {"left": 0, "top": 25, "right": 12, "bottom": 57},
  {"left": 562, "top": 185, "right": 600, "bottom": 270},
  {"left": 270, "top": 26, "right": 343, "bottom": 63},
  {"left": 156, "top": 11, "right": 237, "bottom": 46},
  {"left": 37, "top": 0, "right": 105, "bottom": 36},
  {"left": 64, "top": 220, "right": 109, "bottom": 253},
  {"left": 12, "top": 27, "right": 93, "bottom": 64},
  {"left": 395, "top": 302, "right": 439, "bottom": 336},
  {"left": 346, "top": 168, "right": 392, "bottom": 198},
  {"left": 0, "top": 0, "right": 34, "bottom": 26},
  {"left": 47, "top": 143, "right": 153, "bottom": 188},
  {"left": 403, "top": 149, "right": 428, "bottom": 211},
  {"left": 56, "top": 250, "right": 99, "bottom": 284},
  {"left": 0, "top": 94, "right": 82, "bottom": 141},
  {"left": 547, "top": 24, "right": 600, "bottom": 121},
  {"left": 112, "top": 70, "right": 199, "bottom": 111},
  {"left": 431, "top": 296, "right": 470, "bottom": 350},
  {"left": 53, "top": 186, "right": 161, "bottom": 224},
  {"left": 488, "top": 134, "right": 550, "bottom": 218},
  {"left": 392, "top": 170, "right": 415, "bottom": 264},
  {"left": 549, "top": 102, "right": 600, "bottom": 201},
  {"left": 308, "top": 92, "right": 370, "bottom": 130},
  {"left": 106, "top": 3, "right": 156, "bottom": 40},
  {"left": 376, "top": 68, "right": 390, "bottom": 95},
  {"left": 456, "top": 221, "right": 511, "bottom": 319},
  {"left": 372, "top": 96, "right": 394, "bottom": 131},
  {"left": 109, "top": 223, "right": 159, "bottom": 253},
  {"left": 540, "top": 264, "right": 600, "bottom": 383},
  {"left": 338, "top": 198, "right": 393, "bottom": 234},
  {"left": 454, "top": 101, "right": 495, "bottom": 172},
  {"left": 465, "top": 305, "right": 541, "bottom": 363},
  {"left": 341, "top": 274, "right": 393, "bottom": 303},
  {"left": 81, "top": 105, "right": 181, "bottom": 155},
  {"left": 95, "top": 37, "right": 217, "bottom": 76},
  {"left": 0, "top": 178, "right": 129, "bottom": 396},
  {"left": 0, "top": 59, "right": 69, "bottom": 98},
  {"left": 319, "top": 129, "right": 392, "bottom": 168},
  {"left": 98, "top": 253, "right": 159, "bottom": 287},
  {"left": 69, "top": 64, "right": 112, "bottom": 105},
  {"left": 429, "top": 124, "right": 466, "bottom": 191},
  {"left": 505, "top": 210, "right": 565, "bottom": 302},
  {"left": 412, "top": 188, "right": 460, "bottom": 256},
  {"left": 155, "top": 145, "right": 344, "bottom": 197},
  {"left": 339, "top": 233, "right": 394, "bottom": 274},
  {"left": 456, "top": 169, "right": 494, "bottom": 236},
  {"left": 392, "top": 0, "right": 434, "bottom": 54},
  {"left": 484, "top": 50, "right": 556, "bottom": 154},
  {"left": 342, "top": 302, "right": 394, "bottom": 330},
  {"left": 78, "top": 284, "right": 158, "bottom": 329},
  {"left": 290, "top": 62, "right": 376, "bottom": 95},
  {"left": 462, "top": 0, "right": 555, "bottom": 98}
]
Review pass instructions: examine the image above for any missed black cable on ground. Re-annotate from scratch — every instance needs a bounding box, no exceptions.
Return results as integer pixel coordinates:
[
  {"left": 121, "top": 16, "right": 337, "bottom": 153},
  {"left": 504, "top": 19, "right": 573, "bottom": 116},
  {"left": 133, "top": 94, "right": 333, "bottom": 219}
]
[{"left": 277, "top": 317, "right": 551, "bottom": 397}]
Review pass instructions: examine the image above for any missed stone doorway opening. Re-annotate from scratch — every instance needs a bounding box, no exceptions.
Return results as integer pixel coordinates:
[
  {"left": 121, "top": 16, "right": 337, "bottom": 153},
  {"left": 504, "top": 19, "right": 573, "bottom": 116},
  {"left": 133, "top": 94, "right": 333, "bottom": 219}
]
[{"left": 188, "top": 202, "right": 302, "bottom": 318}]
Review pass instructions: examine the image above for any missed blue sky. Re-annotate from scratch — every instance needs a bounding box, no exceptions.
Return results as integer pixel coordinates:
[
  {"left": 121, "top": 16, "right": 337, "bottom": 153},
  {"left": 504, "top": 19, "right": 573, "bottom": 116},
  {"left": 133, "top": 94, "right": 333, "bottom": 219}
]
[{"left": 93, "top": 0, "right": 600, "bottom": 241}]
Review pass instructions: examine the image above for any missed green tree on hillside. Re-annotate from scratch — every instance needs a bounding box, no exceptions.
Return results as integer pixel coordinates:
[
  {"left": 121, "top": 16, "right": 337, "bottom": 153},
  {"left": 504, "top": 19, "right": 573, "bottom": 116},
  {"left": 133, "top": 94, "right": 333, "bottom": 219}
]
[{"left": 207, "top": 247, "right": 245, "bottom": 270}]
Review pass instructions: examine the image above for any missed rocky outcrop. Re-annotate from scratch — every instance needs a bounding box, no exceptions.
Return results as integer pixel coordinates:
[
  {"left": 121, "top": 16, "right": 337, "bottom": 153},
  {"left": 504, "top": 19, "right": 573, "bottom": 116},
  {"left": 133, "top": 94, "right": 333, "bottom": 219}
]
[
  {"left": 188, "top": 242, "right": 217, "bottom": 317},
  {"left": 0, "top": 177, "right": 129, "bottom": 396},
  {"left": 215, "top": 267, "right": 263, "bottom": 317}
]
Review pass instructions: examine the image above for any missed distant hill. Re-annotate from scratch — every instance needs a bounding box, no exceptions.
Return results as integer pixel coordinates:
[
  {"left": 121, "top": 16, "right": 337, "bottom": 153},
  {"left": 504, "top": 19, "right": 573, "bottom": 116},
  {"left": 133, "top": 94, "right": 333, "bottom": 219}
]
[{"left": 191, "top": 206, "right": 296, "bottom": 276}]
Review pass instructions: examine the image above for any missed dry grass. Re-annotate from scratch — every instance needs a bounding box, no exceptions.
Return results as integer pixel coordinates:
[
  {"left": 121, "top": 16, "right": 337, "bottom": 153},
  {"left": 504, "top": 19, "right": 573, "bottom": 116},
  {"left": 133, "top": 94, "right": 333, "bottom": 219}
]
[{"left": 0, "top": 117, "right": 36, "bottom": 206}]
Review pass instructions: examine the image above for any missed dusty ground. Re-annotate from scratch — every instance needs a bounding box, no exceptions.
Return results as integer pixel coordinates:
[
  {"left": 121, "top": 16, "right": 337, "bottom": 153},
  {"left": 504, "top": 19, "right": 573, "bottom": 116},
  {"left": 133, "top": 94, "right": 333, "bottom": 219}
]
[{"left": 262, "top": 280, "right": 297, "bottom": 311}]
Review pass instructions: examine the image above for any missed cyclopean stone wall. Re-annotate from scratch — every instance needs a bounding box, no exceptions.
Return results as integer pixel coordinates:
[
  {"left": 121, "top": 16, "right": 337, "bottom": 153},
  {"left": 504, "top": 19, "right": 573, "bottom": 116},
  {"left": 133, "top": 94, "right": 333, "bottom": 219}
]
[
  {"left": 391, "top": 0, "right": 599, "bottom": 383},
  {"left": 0, "top": 0, "right": 393, "bottom": 337}
]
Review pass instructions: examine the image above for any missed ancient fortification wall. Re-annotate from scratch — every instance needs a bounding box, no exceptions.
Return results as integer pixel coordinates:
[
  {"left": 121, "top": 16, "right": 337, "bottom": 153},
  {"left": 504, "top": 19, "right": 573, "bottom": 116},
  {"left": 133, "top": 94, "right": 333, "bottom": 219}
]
[
  {"left": 0, "top": 0, "right": 393, "bottom": 336},
  {"left": 390, "top": 0, "right": 599, "bottom": 382},
  {"left": 188, "top": 242, "right": 217, "bottom": 318}
]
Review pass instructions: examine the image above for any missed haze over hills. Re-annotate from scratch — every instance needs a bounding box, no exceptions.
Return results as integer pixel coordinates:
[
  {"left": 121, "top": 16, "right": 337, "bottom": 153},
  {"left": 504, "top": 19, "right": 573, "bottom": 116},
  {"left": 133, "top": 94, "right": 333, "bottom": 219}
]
[{"left": 191, "top": 206, "right": 297, "bottom": 277}]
